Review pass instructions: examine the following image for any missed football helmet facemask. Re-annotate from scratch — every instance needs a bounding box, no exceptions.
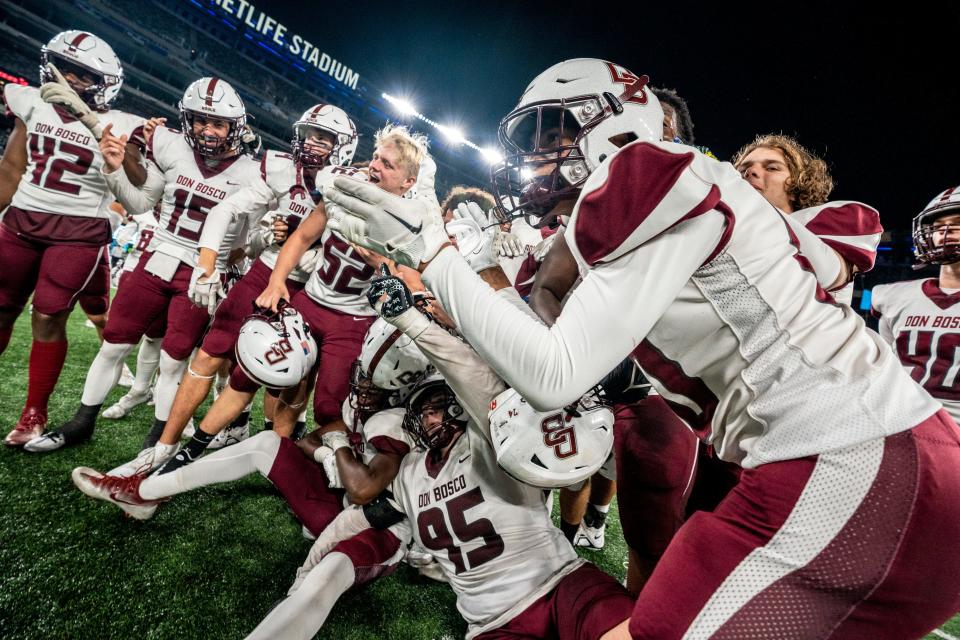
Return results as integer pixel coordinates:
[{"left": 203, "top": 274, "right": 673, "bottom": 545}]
[
  {"left": 179, "top": 77, "right": 247, "bottom": 157},
  {"left": 491, "top": 58, "right": 663, "bottom": 228},
  {"left": 235, "top": 304, "right": 317, "bottom": 389},
  {"left": 292, "top": 104, "right": 358, "bottom": 168},
  {"left": 41, "top": 31, "right": 123, "bottom": 112},
  {"left": 913, "top": 185, "right": 960, "bottom": 267},
  {"left": 402, "top": 376, "right": 466, "bottom": 451}
]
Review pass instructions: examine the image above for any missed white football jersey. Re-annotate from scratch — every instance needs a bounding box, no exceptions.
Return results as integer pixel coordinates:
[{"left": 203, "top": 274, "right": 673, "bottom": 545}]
[
  {"left": 146, "top": 126, "right": 261, "bottom": 267},
  {"left": 791, "top": 201, "right": 882, "bottom": 306},
  {"left": 340, "top": 401, "right": 414, "bottom": 464},
  {"left": 122, "top": 212, "right": 160, "bottom": 273},
  {"left": 422, "top": 141, "right": 940, "bottom": 469},
  {"left": 392, "top": 425, "right": 581, "bottom": 637},
  {"left": 304, "top": 169, "right": 378, "bottom": 314},
  {"left": 871, "top": 279, "right": 960, "bottom": 423},
  {"left": 3, "top": 83, "right": 143, "bottom": 219}
]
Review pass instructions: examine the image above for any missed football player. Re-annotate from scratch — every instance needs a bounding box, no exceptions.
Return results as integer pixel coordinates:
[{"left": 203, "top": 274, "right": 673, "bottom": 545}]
[
  {"left": 276, "top": 271, "right": 634, "bottom": 640},
  {"left": 733, "top": 133, "right": 883, "bottom": 305},
  {"left": 23, "top": 77, "right": 261, "bottom": 453},
  {"left": 0, "top": 30, "right": 146, "bottom": 446},
  {"left": 871, "top": 185, "right": 960, "bottom": 424},
  {"left": 103, "top": 104, "right": 360, "bottom": 474},
  {"left": 323, "top": 58, "right": 960, "bottom": 637}
]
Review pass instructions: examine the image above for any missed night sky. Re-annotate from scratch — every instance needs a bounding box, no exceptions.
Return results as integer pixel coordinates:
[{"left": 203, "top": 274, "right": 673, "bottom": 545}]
[{"left": 266, "top": 1, "right": 959, "bottom": 232}]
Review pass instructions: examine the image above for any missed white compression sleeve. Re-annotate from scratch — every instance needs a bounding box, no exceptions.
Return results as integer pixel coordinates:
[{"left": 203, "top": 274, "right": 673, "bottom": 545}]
[
  {"left": 139, "top": 430, "right": 281, "bottom": 500},
  {"left": 101, "top": 161, "right": 164, "bottom": 215},
  {"left": 423, "top": 211, "right": 727, "bottom": 411},
  {"left": 244, "top": 552, "right": 355, "bottom": 640},
  {"left": 198, "top": 182, "right": 274, "bottom": 252},
  {"left": 131, "top": 337, "right": 161, "bottom": 394},
  {"left": 81, "top": 341, "right": 136, "bottom": 405},
  {"left": 153, "top": 350, "right": 188, "bottom": 421}
]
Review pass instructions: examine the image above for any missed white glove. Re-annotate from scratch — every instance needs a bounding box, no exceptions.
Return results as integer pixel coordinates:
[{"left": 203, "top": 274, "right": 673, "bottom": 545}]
[
  {"left": 313, "top": 445, "right": 342, "bottom": 489},
  {"left": 495, "top": 231, "right": 526, "bottom": 258},
  {"left": 532, "top": 233, "right": 559, "bottom": 262},
  {"left": 447, "top": 202, "right": 499, "bottom": 273},
  {"left": 324, "top": 177, "right": 449, "bottom": 269},
  {"left": 296, "top": 247, "right": 322, "bottom": 273},
  {"left": 39, "top": 64, "right": 103, "bottom": 140},
  {"left": 188, "top": 266, "right": 222, "bottom": 315},
  {"left": 321, "top": 430, "right": 351, "bottom": 452}
]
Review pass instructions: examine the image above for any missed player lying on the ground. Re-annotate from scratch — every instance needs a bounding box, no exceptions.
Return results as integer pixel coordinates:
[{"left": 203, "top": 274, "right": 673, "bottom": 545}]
[
  {"left": 24, "top": 77, "right": 260, "bottom": 454},
  {"left": 255, "top": 270, "right": 632, "bottom": 640},
  {"left": 872, "top": 184, "right": 960, "bottom": 425},
  {"left": 1, "top": 30, "right": 146, "bottom": 447},
  {"left": 322, "top": 57, "right": 960, "bottom": 638},
  {"left": 71, "top": 313, "right": 432, "bottom": 530}
]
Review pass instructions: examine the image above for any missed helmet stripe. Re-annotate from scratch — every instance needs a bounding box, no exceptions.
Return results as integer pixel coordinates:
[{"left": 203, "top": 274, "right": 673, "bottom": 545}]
[
  {"left": 204, "top": 77, "right": 219, "bottom": 107},
  {"left": 68, "top": 32, "right": 91, "bottom": 50},
  {"left": 368, "top": 328, "right": 403, "bottom": 377},
  {"left": 310, "top": 103, "right": 327, "bottom": 117}
]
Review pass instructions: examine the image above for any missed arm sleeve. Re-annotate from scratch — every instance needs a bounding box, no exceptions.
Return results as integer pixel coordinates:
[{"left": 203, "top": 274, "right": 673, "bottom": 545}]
[
  {"left": 390, "top": 309, "right": 506, "bottom": 438},
  {"left": 496, "top": 286, "right": 545, "bottom": 324},
  {"left": 198, "top": 181, "right": 275, "bottom": 252},
  {"left": 781, "top": 212, "right": 843, "bottom": 290},
  {"left": 422, "top": 210, "right": 728, "bottom": 411},
  {"left": 101, "top": 161, "right": 164, "bottom": 215}
]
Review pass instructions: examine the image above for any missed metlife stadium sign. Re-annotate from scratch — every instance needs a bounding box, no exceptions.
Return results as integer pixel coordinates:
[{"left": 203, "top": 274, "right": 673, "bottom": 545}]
[{"left": 209, "top": 0, "right": 360, "bottom": 90}]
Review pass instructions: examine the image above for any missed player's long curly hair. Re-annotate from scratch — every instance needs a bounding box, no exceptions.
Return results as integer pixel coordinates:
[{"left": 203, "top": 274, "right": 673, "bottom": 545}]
[{"left": 732, "top": 134, "right": 834, "bottom": 210}]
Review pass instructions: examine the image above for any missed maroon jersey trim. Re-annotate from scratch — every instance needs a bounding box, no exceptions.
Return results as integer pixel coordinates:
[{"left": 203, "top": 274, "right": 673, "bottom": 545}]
[{"left": 921, "top": 279, "right": 960, "bottom": 310}]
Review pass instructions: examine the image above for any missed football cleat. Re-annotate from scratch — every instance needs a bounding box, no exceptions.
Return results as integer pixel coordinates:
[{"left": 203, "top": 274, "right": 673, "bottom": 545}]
[
  {"left": 118, "top": 363, "right": 135, "bottom": 388},
  {"left": 207, "top": 421, "right": 250, "bottom": 451},
  {"left": 71, "top": 467, "right": 161, "bottom": 520},
  {"left": 23, "top": 416, "right": 94, "bottom": 453},
  {"left": 302, "top": 524, "right": 317, "bottom": 541},
  {"left": 574, "top": 521, "right": 606, "bottom": 551},
  {"left": 108, "top": 443, "right": 178, "bottom": 477},
  {"left": 101, "top": 388, "right": 153, "bottom": 419},
  {"left": 4, "top": 408, "right": 47, "bottom": 447}
]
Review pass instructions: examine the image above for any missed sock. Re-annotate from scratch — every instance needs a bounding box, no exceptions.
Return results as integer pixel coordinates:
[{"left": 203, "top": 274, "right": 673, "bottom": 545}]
[
  {"left": 292, "top": 421, "right": 306, "bottom": 441},
  {"left": 229, "top": 410, "right": 251, "bottom": 430},
  {"left": 57, "top": 402, "right": 102, "bottom": 443},
  {"left": 245, "top": 552, "right": 355, "bottom": 640},
  {"left": 0, "top": 326, "right": 12, "bottom": 355},
  {"left": 584, "top": 503, "right": 609, "bottom": 529},
  {"left": 142, "top": 418, "right": 167, "bottom": 450},
  {"left": 560, "top": 518, "right": 580, "bottom": 543},
  {"left": 81, "top": 341, "right": 135, "bottom": 405},
  {"left": 154, "top": 351, "right": 187, "bottom": 421},
  {"left": 156, "top": 430, "right": 216, "bottom": 475},
  {"left": 140, "top": 431, "right": 281, "bottom": 499},
  {"left": 132, "top": 337, "right": 161, "bottom": 394},
  {"left": 263, "top": 420, "right": 274, "bottom": 431},
  {"left": 25, "top": 340, "right": 68, "bottom": 415}
]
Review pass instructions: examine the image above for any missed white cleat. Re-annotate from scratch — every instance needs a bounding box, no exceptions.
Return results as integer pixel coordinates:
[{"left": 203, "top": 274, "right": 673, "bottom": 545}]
[
  {"left": 108, "top": 442, "right": 179, "bottom": 478},
  {"left": 71, "top": 466, "right": 160, "bottom": 520},
  {"left": 118, "top": 363, "right": 135, "bottom": 388},
  {"left": 84, "top": 318, "right": 96, "bottom": 329},
  {"left": 574, "top": 521, "right": 606, "bottom": 551},
  {"left": 207, "top": 421, "right": 250, "bottom": 451},
  {"left": 102, "top": 388, "right": 153, "bottom": 419}
]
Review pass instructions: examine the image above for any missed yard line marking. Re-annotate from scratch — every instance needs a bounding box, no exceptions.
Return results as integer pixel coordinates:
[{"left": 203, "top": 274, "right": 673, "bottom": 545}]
[{"left": 933, "top": 628, "right": 960, "bottom": 640}]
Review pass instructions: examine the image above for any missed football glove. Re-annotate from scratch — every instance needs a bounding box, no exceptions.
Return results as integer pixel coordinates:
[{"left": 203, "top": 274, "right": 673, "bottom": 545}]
[
  {"left": 313, "top": 445, "right": 343, "bottom": 489},
  {"left": 366, "top": 266, "right": 416, "bottom": 318},
  {"left": 532, "top": 233, "right": 559, "bottom": 262},
  {"left": 448, "top": 202, "right": 499, "bottom": 272},
  {"left": 324, "top": 176, "right": 448, "bottom": 268},
  {"left": 496, "top": 231, "right": 526, "bottom": 258},
  {"left": 188, "top": 266, "right": 223, "bottom": 315},
  {"left": 39, "top": 64, "right": 103, "bottom": 140}
]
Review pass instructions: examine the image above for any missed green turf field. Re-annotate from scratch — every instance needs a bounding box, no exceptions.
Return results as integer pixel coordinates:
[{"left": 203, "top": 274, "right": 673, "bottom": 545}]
[{"left": 1, "top": 308, "right": 958, "bottom": 639}]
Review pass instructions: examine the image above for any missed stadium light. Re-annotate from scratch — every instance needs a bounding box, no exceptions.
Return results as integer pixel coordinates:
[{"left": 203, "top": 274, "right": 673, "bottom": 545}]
[
  {"left": 381, "top": 93, "right": 418, "bottom": 117},
  {"left": 480, "top": 147, "right": 503, "bottom": 164},
  {"left": 438, "top": 125, "right": 466, "bottom": 145}
]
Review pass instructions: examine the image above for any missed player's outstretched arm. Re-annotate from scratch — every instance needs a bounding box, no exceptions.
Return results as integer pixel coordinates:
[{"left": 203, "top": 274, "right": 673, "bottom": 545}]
[
  {"left": 780, "top": 212, "right": 850, "bottom": 291},
  {"left": 100, "top": 123, "right": 164, "bottom": 214},
  {"left": 423, "top": 211, "right": 727, "bottom": 410},
  {"left": 196, "top": 182, "right": 275, "bottom": 277},
  {"left": 0, "top": 118, "right": 27, "bottom": 211},
  {"left": 256, "top": 203, "right": 328, "bottom": 311},
  {"left": 528, "top": 232, "right": 579, "bottom": 326}
]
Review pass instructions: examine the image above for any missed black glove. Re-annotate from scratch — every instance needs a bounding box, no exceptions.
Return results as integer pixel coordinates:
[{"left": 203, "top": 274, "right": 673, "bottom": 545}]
[
  {"left": 366, "top": 265, "right": 416, "bottom": 318},
  {"left": 599, "top": 357, "right": 651, "bottom": 404}
]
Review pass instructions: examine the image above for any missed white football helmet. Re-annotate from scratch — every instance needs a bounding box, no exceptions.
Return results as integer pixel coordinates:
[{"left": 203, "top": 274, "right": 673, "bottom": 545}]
[
  {"left": 402, "top": 374, "right": 467, "bottom": 450},
  {"left": 41, "top": 30, "right": 123, "bottom": 111},
  {"left": 292, "top": 103, "right": 358, "bottom": 168},
  {"left": 235, "top": 306, "right": 317, "bottom": 389},
  {"left": 491, "top": 58, "right": 663, "bottom": 227},
  {"left": 359, "top": 317, "right": 432, "bottom": 397},
  {"left": 488, "top": 388, "right": 614, "bottom": 489},
  {"left": 913, "top": 185, "right": 960, "bottom": 266},
  {"left": 178, "top": 77, "right": 247, "bottom": 157}
]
